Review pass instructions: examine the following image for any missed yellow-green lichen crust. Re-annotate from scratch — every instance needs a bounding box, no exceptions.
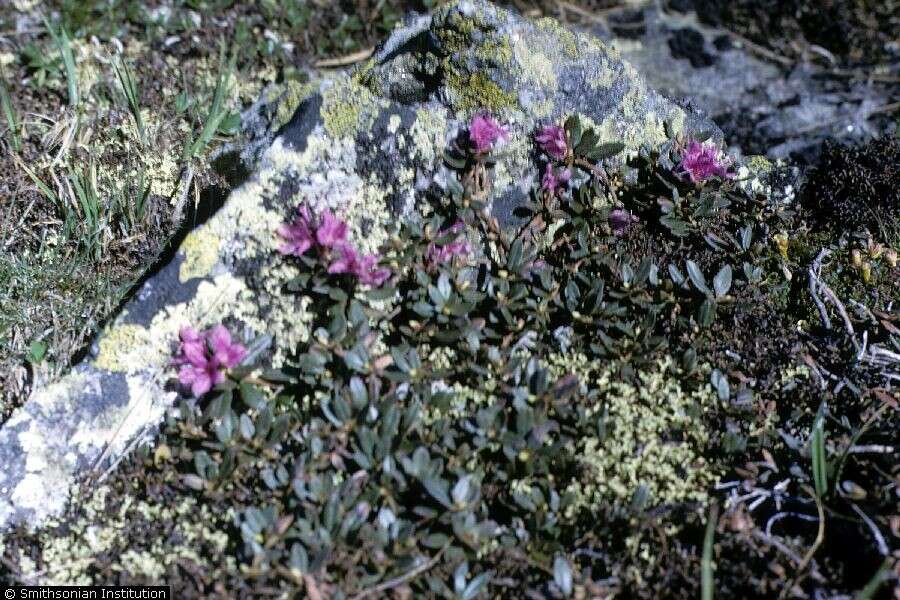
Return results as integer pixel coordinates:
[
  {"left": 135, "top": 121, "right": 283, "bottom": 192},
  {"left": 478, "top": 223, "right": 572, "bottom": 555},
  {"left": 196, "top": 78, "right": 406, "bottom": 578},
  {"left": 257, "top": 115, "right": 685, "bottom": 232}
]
[
  {"left": 179, "top": 228, "right": 222, "bottom": 282},
  {"left": 93, "top": 324, "right": 150, "bottom": 373},
  {"left": 547, "top": 354, "right": 718, "bottom": 515},
  {"left": 16, "top": 485, "right": 234, "bottom": 585}
]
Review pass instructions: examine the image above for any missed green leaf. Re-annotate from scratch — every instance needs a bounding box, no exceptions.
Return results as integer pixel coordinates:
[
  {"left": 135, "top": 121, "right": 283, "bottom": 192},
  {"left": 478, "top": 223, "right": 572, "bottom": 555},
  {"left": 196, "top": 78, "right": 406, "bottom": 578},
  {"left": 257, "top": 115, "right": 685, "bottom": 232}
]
[
  {"left": 698, "top": 298, "right": 716, "bottom": 327},
  {"left": 421, "top": 477, "right": 452, "bottom": 508},
  {"left": 462, "top": 572, "right": 491, "bottom": 600},
  {"left": 553, "top": 556, "right": 573, "bottom": 598},
  {"left": 811, "top": 403, "right": 828, "bottom": 498},
  {"left": 686, "top": 260, "right": 711, "bottom": 295},
  {"left": 713, "top": 265, "right": 732, "bottom": 298},
  {"left": 586, "top": 141, "right": 625, "bottom": 161},
  {"left": 27, "top": 340, "right": 47, "bottom": 363},
  {"left": 701, "top": 502, "right": 718, "bottom": 600}
]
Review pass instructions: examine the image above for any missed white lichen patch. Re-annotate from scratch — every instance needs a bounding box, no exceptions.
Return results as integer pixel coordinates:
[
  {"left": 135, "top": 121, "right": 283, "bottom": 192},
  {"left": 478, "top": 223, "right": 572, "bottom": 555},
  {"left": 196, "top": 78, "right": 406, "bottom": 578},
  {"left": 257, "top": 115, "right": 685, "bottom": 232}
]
[
  {"left": 410, "top": 107, "right": 449, "bottom": 166},
  {"left": 69, "top": 374, "right": 167, "bottom": 458},
  {"left": 0, "top": 371, "right": 99, "bottom": 526},
  {"left": 17, "top": 485, "right": 234, "bottom": 585}
]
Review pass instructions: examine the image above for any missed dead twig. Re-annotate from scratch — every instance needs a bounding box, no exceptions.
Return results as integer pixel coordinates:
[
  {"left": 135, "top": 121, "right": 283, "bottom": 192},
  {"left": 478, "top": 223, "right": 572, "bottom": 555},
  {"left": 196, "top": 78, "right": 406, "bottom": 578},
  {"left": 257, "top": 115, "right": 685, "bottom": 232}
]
[
  {"left": 778, "top": 484, "right": 825, "bottom": 599},
  {"left": 314, "top": 47, "right": 375, "bottom": 69},
  {"left": 349, "top": 545, "right": 447, "bottom": 600}
]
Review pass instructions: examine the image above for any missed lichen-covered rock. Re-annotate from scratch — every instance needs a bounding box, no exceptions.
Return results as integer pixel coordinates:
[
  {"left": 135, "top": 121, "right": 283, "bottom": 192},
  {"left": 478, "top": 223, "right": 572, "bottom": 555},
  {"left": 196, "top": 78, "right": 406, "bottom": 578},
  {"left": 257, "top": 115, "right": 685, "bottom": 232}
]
[{"left": 0, "top": 0, "right": 719, "bottom": 531}]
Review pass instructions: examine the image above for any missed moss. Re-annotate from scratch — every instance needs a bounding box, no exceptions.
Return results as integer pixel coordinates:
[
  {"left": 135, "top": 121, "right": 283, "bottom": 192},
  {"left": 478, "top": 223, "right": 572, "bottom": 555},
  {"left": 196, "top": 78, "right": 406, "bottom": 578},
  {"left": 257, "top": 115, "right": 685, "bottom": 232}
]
[
  {"left": 179, "top": 228, "right": 221, "bottom": 282},
  {"left": 93, "top": 324, "right": 149, "bottom": 373}
]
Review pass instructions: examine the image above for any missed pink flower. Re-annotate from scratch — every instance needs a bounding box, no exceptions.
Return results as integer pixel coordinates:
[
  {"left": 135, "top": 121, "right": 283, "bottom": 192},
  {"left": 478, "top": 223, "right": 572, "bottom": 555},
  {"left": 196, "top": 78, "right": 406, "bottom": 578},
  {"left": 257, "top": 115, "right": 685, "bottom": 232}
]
[
  {"left": 356, "top": 254, "right": 392, "bottom": 287},
  {"left": 469, "top": 113, "right": 508, "bottom": 154},
  {"left": 679, "top": 140, "right": 733, "bottom": 183},
  {"left": 327, "top": 242, "right": 361, "bottom": 275},
  {"left": 426, "top": 220, "right": 471, "bottom": 267},
  {"left": 608, "top": 209, "right": 638, "bottom": 236},
  {"left": 277, "top": 205, "right": 315, "bottom": 256},
  {"left": 328, "top": 243, "right": 391, "bottom": 286},
  {"left": 541, "top": 164, "right": 571, "bottom": 196},
  {"left": 316, "top": 209, "right": 349, "bottom": 248},
  {"left": 174, "top": 325, "right": 246, "bottom": 397},
  {"left": 207, "top": 325, "right": 247, "bottom": 368},
  {"left": 535, "top": 125, "right": 567, "bottom": 160}
]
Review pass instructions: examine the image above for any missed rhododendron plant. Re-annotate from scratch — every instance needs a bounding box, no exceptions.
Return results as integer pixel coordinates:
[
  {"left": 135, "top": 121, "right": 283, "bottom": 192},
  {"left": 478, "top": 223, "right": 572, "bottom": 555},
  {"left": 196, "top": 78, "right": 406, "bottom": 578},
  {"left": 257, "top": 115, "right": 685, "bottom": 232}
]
[
  {"left": 535, "top": 124, "right": 568, "bottom": 160},
  {"left": 469, "top": 113, "right": 508, "bottom": 154},
  {"left": 315, "top": 209, "right": 349, "bottom": 248},
  {"left": 355, "top": 254, "right": 393, "bottom": 287},
  {"left": 541, "top": 164, "right": 571, "bottom": 196},
  {"left": 174, "top": 325, "right": 246, "bottom": 397},
  {"left": 277, "top": 205, "right": 315, "bottom": 257},
  {"left": 679, "top": 140, "right": 733, "bottom": 183},
  {"left": 279, "top": 205, "right": 392, "bottom": 287},
  {"left": 426, "top": 221, "right": 471, "bottom": 267}
]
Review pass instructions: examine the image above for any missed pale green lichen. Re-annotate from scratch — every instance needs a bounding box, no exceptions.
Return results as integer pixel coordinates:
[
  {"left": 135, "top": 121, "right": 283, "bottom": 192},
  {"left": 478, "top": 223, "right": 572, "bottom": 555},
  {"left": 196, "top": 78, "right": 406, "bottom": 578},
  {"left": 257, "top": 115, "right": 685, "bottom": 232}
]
[
  {"left": 511, "top": 34, "right": 557, "bottom": 90},
  {"left": 320, "top": 78, "right": 379, "bottom": 140},
  {"left": 179, "top": 228, "right": 221, "bottom": 282},
  {"left": 410, "top": 107, "right": 449, "bottom": 165},
  {"left": 93, "top": 324, "right": 149, "bottom": 373},
  {"left": 18, "top": 485, "right": 234, "bottom": 585},
  {"left": 546, "top": 354, "right": 719, "bottom": 515},
  {"left": 534, "top": 17, "right": 583, "bottom": 58}
]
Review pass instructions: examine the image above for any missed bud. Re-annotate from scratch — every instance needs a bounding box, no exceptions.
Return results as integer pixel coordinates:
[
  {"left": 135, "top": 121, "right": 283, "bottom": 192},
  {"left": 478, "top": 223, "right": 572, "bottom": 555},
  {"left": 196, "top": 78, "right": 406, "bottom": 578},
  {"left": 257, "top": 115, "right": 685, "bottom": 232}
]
[
  {"left": 774, "top": 233, "right": 789, "bottom": 260},
  {"left": 850, "top": 248, "right": 863, "bottom": 268}
]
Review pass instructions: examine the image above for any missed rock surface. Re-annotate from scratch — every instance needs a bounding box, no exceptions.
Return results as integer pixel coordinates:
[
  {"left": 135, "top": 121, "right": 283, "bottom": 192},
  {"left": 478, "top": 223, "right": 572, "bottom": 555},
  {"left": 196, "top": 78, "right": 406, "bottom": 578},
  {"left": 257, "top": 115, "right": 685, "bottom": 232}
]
[
  {"left": 0, "top": 0, "right": 720, "bottom": 531},
  {"left": 599, "top": 5, "right": 896, "bottom": 160}
]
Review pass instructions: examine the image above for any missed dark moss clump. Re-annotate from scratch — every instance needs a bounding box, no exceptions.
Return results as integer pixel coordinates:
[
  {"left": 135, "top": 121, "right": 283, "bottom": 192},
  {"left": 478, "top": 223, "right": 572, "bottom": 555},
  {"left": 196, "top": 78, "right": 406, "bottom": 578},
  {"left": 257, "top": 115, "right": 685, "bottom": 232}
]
[{"left": 801, "top": 137, "right": 900, "bottom": 233}]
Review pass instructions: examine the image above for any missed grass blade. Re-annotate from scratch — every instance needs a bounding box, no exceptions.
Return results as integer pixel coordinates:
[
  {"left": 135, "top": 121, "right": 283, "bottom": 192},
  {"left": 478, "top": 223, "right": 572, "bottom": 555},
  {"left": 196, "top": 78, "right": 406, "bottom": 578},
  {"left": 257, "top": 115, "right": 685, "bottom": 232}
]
[
  {"left": 702, "top": 501, "right": 718, "bottom": 600},
  {"left": 811, "top": 402, "right": 828, "bottom": 498},
  {"left": 0, "top": 71, "right": 21, "bottom": 152},
  {"left": 10, "top": 152, "right": 57, "bottom": 204},
  {"left": 185, "top": 45, "right": 237, "bottom": 160},
  {"left": 855, "top": 557, "right": 892, "bottom": 600},
  {"left": 113, "top": 58, "right": 145, "bottom": 144},
  {"left": 44, "top": 17, "right": 79, "bottom": 107}
]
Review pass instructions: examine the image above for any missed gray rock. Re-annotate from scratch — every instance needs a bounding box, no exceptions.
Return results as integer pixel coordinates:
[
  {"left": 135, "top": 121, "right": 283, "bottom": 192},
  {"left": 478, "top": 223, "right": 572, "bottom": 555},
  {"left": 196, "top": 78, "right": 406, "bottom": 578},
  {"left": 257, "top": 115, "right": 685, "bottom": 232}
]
[
  {"left": 600, "top": 5, "right": 895, "bottom": 161},
  {"left": 0, "top": 0, "right": 719, "bottom": 531}
]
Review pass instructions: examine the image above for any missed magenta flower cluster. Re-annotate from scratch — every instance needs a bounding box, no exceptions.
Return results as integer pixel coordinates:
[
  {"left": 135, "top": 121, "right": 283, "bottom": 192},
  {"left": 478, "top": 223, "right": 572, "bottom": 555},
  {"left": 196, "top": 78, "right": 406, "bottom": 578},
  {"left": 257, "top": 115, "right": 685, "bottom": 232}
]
[
  {"left": 542, "top": 164, "right": 571, "bottom": 196},
  {"left": 535, "top": 124, "right": 571, "bottom": 196},
  {"left": 469, "top": 113, "right": 508, "bottom": 154},
  {"left": 278, "top": 205, "right": 391, "bottom": 287},
  {"left": 426, "top": 220, "right": 471, "bottom": 267},
  {"left": 535, "top": 124, "right": 568, "bottom": 160},
  {"left": 174, "top": 325, "right": 247, "bottom": 397},
  {"left": 680, "top": 140, "right": 734, "bottom": 184}
]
